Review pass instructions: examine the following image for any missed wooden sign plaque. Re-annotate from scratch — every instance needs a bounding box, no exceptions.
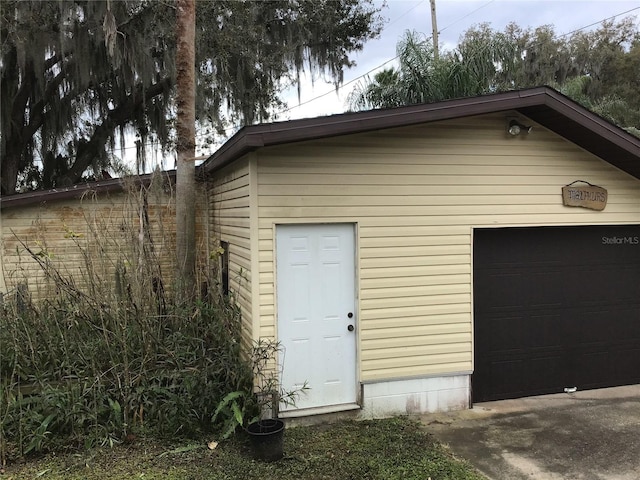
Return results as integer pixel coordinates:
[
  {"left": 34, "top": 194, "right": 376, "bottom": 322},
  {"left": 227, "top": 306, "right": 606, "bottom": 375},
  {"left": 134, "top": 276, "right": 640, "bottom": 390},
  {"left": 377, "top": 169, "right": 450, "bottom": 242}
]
[{"left": 562, "top": 181, "right": 607, "bottom": 211}]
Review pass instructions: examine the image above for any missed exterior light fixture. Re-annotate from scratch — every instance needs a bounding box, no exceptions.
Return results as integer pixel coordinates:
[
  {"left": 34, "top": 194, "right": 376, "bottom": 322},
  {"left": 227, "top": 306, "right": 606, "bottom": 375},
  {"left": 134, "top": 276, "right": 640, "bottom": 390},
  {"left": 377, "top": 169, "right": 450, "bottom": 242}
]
[{"left": 508, "top": 119, "right": 532, "bottom": 136}]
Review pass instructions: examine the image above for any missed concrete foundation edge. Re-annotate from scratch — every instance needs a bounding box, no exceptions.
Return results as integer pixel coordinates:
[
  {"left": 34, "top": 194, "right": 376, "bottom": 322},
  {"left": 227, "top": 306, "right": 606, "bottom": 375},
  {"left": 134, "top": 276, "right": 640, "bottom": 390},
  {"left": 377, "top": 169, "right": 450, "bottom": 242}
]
[{"left": 360, "top": 374, "right": 471, "bottom": 418}]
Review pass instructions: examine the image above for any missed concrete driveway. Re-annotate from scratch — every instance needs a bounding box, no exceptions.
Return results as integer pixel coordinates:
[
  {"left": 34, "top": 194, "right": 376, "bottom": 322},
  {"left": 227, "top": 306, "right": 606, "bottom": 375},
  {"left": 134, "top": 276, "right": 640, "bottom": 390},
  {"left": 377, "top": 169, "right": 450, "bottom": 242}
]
[{"left": 422, "top": 385, "right": 640, "bottom": 480}]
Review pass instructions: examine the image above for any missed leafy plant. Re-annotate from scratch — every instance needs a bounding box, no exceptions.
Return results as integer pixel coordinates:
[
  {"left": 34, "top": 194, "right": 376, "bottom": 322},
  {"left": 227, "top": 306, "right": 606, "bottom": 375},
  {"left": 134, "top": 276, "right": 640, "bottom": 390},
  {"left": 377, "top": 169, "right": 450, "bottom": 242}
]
[
  {"left": 211, "top": 339, "right": 309, "bottom": 439},
  {"left": 250, "top": 339, "right": 309, "bottom": 420},
  {"left": 212, "top": 390, "right": 254, "bottom": 440},
  {"left": 0, "top": 178, "right": 253, "bottom": 461}
]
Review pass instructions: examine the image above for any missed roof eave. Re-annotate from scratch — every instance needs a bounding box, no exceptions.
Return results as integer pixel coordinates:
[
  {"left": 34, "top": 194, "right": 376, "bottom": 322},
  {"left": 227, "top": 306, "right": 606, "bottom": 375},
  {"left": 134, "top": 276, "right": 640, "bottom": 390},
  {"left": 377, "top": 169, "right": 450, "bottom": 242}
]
[
  {"left": 0, "top": 171, "right": 177, "bottom": 210},
  {"left": 202, "top": 87, "right": 640, "bottom": 178},
  {"left": 201, "top": 87, "right": 555, "bottom": 175},
  {"left": 518, "top": 90, "right": 640, "bottom": 179}
]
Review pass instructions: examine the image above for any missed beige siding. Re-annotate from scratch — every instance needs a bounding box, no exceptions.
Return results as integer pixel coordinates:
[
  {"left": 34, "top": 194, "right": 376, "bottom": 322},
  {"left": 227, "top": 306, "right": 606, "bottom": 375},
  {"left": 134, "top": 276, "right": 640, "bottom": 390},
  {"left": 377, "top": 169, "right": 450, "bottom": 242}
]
[
  {"left": 210, "top": 155, "right": 255, "bottom": 345},
  {"left": 255, "top": 112, "right": 640, "bottom": 382},
  {"left": 0, "top": 180, "right": 209, "bottom": 301}
]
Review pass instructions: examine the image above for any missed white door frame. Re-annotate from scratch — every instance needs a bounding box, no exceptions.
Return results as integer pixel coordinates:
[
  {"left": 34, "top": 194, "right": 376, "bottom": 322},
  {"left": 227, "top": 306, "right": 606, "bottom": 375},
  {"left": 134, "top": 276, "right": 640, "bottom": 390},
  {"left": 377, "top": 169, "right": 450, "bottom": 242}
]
[{"left": 275, "top": 223, "right": 359, "bottom": 416}]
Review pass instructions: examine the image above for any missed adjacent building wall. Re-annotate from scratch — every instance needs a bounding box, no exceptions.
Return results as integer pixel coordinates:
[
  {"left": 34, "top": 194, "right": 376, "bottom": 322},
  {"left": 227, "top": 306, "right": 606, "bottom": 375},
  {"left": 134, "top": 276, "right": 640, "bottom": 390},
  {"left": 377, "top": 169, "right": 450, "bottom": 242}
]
[
  {"left": 210, "top": 155, "right": 256, "bottom": 346},
  {"left": 1, "top": 176, "right": 208, "bottom": 303},
  {"left": 253, "top": 112, "right": 640, "bottom": 397}
]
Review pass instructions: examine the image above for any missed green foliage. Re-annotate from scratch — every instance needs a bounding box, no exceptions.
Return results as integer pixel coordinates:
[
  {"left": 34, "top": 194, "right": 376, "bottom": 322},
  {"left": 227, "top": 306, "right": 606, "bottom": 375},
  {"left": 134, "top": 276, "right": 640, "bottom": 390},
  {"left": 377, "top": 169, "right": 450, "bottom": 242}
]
[
  {"left": 0, "top": 292, "right": 252, "bottom": 460},
  {"left": 212, "top": 390, "right": 255, "bottom": 440},
  {"left": 348, "top": 28, "right": 516, "bottom": 109},
  {"left": 0, "top": 181, "right": 254, "bottom": 462},
  {"left": 0, "top": 0, "right": 383, "bottom": 195},
  {"left": 348, "top": 18, "right": 640, "bottom": 135},
  {"left": 211, "top": 339, "right": 309, "bottom": 440}
]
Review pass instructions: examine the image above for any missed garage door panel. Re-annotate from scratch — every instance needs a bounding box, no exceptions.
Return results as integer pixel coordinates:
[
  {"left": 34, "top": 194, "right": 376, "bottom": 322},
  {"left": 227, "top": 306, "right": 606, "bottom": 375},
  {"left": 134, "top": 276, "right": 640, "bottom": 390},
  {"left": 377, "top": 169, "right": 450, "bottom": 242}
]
[
  {"left": 476, "top": 272, "right": 523, "bottom": 309},
  {"left": 489, "top": 316, "right": 526, "bottom": 352},
  {"left": 527, "top": 356, "right": 564, "bottom": 392},
  {"left": 529, "top": 271, "right": 565, "bottom": 307},
  {"left": 474, "top": 225, "right": 640, "bottom": 403},
  {"left": 529, "top": 314, "right": 564, "bottom": 348},
  {"left": 618, "top": 309, "right": 640, "bottom": 340},
  {"left": 486, "top": 359, "right": 526, "bottom": 398},
  {"left": 479, "top": 354, "right": 566, "bottom": 401},
  {"left": 566, "top": 310, "right": 612, "bottom": 344},
  {"left": 563, "top": 267, "right": 625, "bottom": 308},
  {"left": 603, "top": 267, "right": 640, "bottom": 301},
  {"left": 569, "top": 308, "right": 639, "bottom": 344},
  {"left": 611, "top": 348, "right": 640, "bottom": 383},
  {"left": 568, "top": 350, "right": 609, "bottom": 387}
]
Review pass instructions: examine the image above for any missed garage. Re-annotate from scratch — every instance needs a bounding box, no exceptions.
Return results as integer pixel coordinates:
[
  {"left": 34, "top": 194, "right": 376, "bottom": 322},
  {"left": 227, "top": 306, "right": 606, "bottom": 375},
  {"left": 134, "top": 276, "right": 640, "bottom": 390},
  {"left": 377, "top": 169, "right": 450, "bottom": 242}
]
[
  {"left": 202, "top": 87, "right": 640, "bottom": 415},
  {"left": 473, "top": 225, "right": 640, "bottom": 403}
]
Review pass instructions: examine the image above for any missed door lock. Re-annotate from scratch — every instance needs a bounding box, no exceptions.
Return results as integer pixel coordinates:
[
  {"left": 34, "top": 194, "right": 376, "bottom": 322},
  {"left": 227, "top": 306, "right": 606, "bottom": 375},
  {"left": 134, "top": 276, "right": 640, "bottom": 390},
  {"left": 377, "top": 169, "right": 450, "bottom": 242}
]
[{"left": 347, "top": 312, "right": 353, "bottom": 318}]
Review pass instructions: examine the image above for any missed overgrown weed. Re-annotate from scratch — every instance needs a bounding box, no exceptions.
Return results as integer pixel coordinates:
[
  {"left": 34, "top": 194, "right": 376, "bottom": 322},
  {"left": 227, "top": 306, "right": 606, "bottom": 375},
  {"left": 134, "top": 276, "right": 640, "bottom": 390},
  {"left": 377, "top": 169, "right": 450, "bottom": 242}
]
[{"left": 0, "top": 174, "right": 252, "bottom": 464}]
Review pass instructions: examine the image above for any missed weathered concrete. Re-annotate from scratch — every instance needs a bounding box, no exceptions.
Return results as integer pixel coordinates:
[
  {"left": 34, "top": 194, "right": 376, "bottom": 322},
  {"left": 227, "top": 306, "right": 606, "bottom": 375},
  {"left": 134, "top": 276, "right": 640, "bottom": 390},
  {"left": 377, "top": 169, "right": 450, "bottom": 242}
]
[{"left": 421, "top": 385, "right": 640, "bottom": 480}]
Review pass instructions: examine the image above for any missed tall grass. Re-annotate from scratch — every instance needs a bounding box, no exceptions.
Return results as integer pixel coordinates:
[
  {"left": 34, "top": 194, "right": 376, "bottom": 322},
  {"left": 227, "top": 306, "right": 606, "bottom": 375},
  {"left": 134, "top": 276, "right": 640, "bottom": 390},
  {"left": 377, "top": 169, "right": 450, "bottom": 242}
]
[{"left": 0, "top": 175, "right": 252, "bottom": 464}]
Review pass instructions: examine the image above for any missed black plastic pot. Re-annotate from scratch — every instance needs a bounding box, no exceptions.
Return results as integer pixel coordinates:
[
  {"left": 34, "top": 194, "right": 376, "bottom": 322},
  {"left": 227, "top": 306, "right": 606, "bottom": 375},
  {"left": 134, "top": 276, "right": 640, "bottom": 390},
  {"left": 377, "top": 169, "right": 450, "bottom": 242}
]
[{"left": 246, "top": 419, "right": 285, "bottom": 462}]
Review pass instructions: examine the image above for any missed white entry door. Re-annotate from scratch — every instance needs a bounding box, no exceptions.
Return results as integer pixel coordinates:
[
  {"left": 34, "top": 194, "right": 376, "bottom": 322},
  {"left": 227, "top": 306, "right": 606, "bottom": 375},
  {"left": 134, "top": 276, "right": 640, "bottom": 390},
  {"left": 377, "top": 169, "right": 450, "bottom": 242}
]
[{"left": 276, "top": 224, "right": 357, "bottom": 412}]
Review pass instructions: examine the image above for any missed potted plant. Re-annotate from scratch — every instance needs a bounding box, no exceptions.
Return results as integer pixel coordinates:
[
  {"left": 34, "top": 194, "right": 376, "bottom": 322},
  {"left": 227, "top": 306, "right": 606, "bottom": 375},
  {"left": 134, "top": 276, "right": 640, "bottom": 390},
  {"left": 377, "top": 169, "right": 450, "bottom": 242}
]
[{"left": 212, "top": 339, "right": 308, "bottom": 462}]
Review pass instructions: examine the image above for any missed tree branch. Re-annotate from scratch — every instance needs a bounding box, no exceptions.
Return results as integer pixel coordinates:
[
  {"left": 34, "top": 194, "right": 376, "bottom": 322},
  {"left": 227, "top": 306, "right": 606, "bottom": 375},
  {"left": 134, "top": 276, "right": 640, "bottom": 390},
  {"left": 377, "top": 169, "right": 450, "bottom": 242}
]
[{"left": 56, "top": 77, "right": 172, "bottom": 186}]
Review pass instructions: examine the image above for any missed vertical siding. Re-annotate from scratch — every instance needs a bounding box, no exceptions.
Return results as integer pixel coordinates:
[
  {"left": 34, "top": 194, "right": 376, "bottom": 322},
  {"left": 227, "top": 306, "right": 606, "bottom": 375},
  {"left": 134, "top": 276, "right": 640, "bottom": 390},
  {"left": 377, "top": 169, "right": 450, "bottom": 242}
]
[
  {"left": 255, "top": 113, "right": 640, "bottom": 382},
  {"left": 210, "top": 156, "right": 254, "bottom": 345},
  {"left": 0, "top": 179, "right": 208, "bottom": 301}
]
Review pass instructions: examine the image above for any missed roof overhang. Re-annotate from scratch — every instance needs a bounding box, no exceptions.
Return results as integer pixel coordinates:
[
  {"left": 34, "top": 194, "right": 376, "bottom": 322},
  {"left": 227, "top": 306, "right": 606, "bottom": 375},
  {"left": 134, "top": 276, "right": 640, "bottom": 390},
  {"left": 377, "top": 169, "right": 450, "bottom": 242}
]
[
  {"left": 202, "top": 86, "right": 640, "bottom": 180},
  {"left": 0, "top": 171, "right": 176, "bottom": 210}
]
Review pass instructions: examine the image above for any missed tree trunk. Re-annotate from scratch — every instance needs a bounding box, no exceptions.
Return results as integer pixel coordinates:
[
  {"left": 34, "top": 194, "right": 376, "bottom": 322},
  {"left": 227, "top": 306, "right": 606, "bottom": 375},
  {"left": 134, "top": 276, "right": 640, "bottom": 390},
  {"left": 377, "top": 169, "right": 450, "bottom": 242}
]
[{"left": 175, "top": 0, "right": 196, "bottom": 301}]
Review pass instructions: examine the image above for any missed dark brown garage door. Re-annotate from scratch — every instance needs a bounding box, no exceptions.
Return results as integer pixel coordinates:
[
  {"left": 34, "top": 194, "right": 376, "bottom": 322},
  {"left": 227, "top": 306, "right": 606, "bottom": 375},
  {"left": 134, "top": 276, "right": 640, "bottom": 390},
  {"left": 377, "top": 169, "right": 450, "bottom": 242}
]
[{"left": 473, "top": 225, "right": 640, "bottom": 403}]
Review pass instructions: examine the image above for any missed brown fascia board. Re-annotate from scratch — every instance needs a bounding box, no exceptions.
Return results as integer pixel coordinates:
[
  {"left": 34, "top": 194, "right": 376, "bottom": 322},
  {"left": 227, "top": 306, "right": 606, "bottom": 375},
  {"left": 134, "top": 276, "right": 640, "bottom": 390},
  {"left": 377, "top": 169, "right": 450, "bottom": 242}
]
[
  {"left": 0, "top": 170, "right": 177, "bottom": 210},
  {"left": 202, "top": 88, "right": 544, "bottom": 174},
  {"left": 202, "top": 86, "right": 640, "bottom": 179},
  {"left": 516, "top": 91, "right": 640, "bottom": 179},
  {"left": 525, "top": 87, "right": 640, "bottom": 148},
  {"left": 523, "top": 114, "right": 640, "bottom": 179}
]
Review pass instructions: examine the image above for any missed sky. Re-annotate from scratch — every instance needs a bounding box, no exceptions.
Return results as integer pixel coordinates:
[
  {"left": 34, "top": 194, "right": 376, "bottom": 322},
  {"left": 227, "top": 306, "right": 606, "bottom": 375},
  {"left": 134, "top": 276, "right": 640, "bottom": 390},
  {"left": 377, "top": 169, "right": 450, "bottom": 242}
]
[
  {"left": 276, "top": 0, "right": 640, "bottom": 122},
  {"left": 143, "top": 0, "right": 640, "bottom": 167}
]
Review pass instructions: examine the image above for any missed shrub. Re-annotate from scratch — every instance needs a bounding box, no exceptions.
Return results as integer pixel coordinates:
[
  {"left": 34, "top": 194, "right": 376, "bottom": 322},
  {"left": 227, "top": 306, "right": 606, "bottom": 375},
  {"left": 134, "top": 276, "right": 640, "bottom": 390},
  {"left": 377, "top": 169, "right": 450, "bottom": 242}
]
[
  {"left": 1, "top": 295, "right": 252, "bottom": 459},
  {"left": 0, "top": 177, "right": 252, "bottom": 463}
]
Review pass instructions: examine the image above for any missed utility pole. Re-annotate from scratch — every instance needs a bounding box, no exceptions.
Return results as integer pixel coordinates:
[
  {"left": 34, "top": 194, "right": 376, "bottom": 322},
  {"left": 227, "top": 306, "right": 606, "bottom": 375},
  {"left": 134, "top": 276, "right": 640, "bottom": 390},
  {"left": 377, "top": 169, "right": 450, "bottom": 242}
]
[
  {"left": 175, "top": 0, "right": 196, "bottom": 301},
  {"left": 430, "top": 0, "right": 439, "bottom": 60}
]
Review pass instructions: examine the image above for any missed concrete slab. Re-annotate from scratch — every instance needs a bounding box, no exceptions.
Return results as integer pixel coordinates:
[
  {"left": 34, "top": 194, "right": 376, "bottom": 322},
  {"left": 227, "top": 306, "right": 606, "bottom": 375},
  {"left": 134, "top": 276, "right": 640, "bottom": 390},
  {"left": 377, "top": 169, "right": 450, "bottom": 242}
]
[{"left": 421, "top": 385, "right": 640, "bottom": 480}]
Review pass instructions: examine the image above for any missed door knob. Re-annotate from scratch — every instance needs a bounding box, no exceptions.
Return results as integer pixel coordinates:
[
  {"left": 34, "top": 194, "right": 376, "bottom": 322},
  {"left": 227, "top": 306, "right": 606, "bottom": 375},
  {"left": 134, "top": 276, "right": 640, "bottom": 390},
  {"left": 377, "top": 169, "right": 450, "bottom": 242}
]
[{"left": 347, "top": 324, "right": 355, "bottom": 332}]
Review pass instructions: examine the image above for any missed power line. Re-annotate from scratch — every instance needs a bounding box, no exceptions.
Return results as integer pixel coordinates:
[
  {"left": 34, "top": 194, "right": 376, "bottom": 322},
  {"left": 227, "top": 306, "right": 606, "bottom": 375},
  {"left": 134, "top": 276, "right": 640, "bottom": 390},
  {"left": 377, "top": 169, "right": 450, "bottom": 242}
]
[
  {"left": 121, "top": 0, "right": 531, "bottom": 152},
  {"left": 276, "top": 56, "right": 398, "bottom": 116},
  {"left": 123, "top": 4, "right": 640, "bottom": 154},
  {"left": 187, "top": 1, "right": 433, "bottom": 143},
  {"left": 276, "top": 5, "right": 640, "bottom": 118},
  {"left": 557, "top": 6, "right": 639, "bottom": 39},
  {"left": 387, "top": 0, "right": 426, "bottom": 28},
  {"left": 276, "top": 0, "right": 430, "bottom": 117},
  {"left": 439, "top": 0, "right": 496, "bottom": 34}
]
